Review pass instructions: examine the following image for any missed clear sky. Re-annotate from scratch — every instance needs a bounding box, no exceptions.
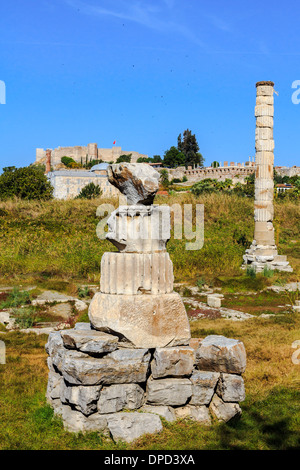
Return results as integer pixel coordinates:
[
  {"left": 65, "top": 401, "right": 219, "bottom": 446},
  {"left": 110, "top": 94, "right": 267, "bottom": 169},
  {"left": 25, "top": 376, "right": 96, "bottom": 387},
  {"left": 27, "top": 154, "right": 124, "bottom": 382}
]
[{"left": 0, "top": 0, "right": 300, "bottom": 172}]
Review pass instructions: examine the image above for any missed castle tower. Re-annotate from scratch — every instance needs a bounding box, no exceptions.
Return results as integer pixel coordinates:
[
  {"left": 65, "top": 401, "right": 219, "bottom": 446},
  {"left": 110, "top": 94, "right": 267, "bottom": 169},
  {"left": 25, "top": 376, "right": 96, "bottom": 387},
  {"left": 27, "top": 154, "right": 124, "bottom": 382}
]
[
  {"left": 243, "top": 81, "right": 292, "bottom": 272},
  {"left": 45, "top": 149, "right": 51, "bottom": 174}
]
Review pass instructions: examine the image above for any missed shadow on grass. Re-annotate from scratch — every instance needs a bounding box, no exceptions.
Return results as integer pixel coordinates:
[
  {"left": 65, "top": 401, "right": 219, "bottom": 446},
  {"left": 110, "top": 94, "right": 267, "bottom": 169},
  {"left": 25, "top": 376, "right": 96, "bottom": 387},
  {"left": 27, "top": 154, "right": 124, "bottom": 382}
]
[{"left": 213, "top": 387, "right": 300, "bottom": 450}]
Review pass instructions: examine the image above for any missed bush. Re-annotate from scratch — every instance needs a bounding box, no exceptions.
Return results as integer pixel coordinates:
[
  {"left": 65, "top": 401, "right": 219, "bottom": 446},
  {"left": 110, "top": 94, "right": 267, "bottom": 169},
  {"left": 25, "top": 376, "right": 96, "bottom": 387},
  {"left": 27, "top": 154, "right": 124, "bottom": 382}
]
[
  {"left": 61, "top": 156, "right": 76, "bottom": 167},
  {"left": 76, "top": 183, "right": 102, "bottom": 200},
  {"left": 0, "top": 166, "right": 53, "bottom": 200}
]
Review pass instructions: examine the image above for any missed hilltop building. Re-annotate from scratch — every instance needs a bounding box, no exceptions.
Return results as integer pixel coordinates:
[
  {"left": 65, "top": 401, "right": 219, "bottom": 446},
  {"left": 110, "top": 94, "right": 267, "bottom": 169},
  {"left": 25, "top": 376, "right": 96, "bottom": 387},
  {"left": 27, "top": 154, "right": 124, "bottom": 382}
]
[{"left": 36, "top": 143, "right": 148, "bottom": 169}]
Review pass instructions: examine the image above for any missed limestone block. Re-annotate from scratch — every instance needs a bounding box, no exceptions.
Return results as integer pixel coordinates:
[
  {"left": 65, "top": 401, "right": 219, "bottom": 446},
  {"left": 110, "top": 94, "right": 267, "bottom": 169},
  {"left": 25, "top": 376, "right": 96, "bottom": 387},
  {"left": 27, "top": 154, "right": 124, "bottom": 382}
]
[
  {"left": 256, "top": 95, "right": 274, "bottom": 106},
  {"left": 195, "top": 335, "right": 247, "bottom": 374},
  {"left": 59, "top": 404, "right": 108, "bottom": 433},
  {"left": 45, "top": 331, "right": 67, "bottom": 371},
  {"left": 46, "top": 369, "right": 63, "bottom": 401},
  {"left": 209, "top": 394, "right": 242, "bottom": 422},
  {"left": 174, "top": 405, "right": 212, "bottom": 424},
  {"left": 106, "top": 205, "right": 170, "bottom": 252},
  {"left": 100, "top": 252, "right": 174, "bottom": 295},
  {"left": 60, "top": 380, "right": 102, "bottom": 416},
  {"left": 255, "top": 105, "right": 274, "bottom": 117},
  {"left": 146, "top": 377, "right": 192, "bottom": 406},
  {"left": 60, "top": 329, "right": 119, "bottom": 354},
  {"left": 255, "top": 151, "right": 274, "bottom": 165},
  {"left": 189, "top": 370, "right": 220, "bottom": 406},
  {"left": 255, "top": 139, "right": 275, "bottom": 152},
  {"left": 216, "top": 373, "right": 245, "bottom": 403},
  {"left": 88, "top": 292, "right": 191, "bottom": 349},
  {"left": 151, "top": 347, "right": 195, "bottom": 378},
  {"left": 60, "top": 348, "right": 151, "bottom": 386},
  {"left": 140, "top": 405, "right": 176, "bottom": 422},
  {"left": 207, "top": 295, "right": 221, "bottom": 308},
  {"left": 106, "top": 412, "right": 163, "bottom": 443},
  {"left": 256, "top": 85, "right": 274, "bottom": 96},
  {"left": 256, "top": 116, "right": 273, "bottom": 128},
  {"left": 97, "top": 384, "right": 145, "bottom": 414},
  {"left": 255, "top": 127, "right": 273, "bottom": 140},
  {"left": 74, "top": 322, "right": 92, "bottom": 331},
  {"left": 107, "top": 163, "right": 160, "bottom": 205}
]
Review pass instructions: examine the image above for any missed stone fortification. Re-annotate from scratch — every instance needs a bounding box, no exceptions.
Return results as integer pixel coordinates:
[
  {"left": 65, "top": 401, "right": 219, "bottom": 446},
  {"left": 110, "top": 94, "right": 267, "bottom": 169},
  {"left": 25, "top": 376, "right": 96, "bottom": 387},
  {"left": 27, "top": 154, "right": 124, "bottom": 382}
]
[
  {"left": 36, "top": 143, "right": 148, "bottom": 168},
  {"left": 167, "top": 161, "right": 255, "bottom": 184}
]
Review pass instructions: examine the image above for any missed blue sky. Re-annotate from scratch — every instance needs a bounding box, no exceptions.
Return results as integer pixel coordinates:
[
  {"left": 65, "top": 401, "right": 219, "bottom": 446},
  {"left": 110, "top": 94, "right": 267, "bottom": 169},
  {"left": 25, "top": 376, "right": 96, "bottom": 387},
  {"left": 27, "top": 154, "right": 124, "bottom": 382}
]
[{"left": 0, "top": 0, "right": 300, "bottom": 172}]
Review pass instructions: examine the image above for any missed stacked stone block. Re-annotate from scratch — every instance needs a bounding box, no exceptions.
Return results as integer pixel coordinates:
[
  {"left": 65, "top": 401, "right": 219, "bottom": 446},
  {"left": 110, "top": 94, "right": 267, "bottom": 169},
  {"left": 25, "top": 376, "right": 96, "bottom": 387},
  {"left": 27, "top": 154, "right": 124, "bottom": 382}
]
[
  {"left": 46, "top": 327, "right": 246, "bottom": 442},
  {"left": 243, "top": 81, "right": 292, "bottom": 272}
]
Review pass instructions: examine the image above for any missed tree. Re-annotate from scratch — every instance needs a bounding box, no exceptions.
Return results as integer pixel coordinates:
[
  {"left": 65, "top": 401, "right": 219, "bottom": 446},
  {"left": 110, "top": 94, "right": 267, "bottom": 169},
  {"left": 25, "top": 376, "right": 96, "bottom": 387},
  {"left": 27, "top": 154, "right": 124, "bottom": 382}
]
[
  {"left": 76, "top": 182, "right": 102, "bottom": 199},
  {"left": 0, "top": 166, "right": 53, "bottom": 200},
  {"left": 152, "top": 155, "right": 162, "bottom": 163},
  {"left": 116, "top": 154, "right": 132, "bottom": 163},
  {"left": 163, "top": 146, "right": 185, "bottom": 168},
  {"left": 159, "top": 169, "right": 170, "bottom": 189},
  {"left": 177, "top": 129, "right": 204, "bottom": 168},
  {"left": 137, "top": 157, "right": 151, "bottom": 163},
  {"left": 61, "top": 156, "right": 77, "bottom": 167}
]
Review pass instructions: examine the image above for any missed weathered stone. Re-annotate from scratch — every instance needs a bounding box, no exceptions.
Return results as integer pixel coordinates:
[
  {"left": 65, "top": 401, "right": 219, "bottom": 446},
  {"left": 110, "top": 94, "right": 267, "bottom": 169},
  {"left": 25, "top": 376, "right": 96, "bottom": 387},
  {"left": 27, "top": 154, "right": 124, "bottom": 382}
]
[
  {"left": 189, "top": 370, "right": 220, "bottom": 405},
  {"left": 58, "top": 404, "right": 109, "bottom": 433},
  {"left": 216, "top": 373, "right": 245, "bottom": 403},
  {"left": 60, "top": 348, "right": 151, "bottom": 385},
  {"left": 60, "top": 329, "right": 119, "bottom": 354},
  {"left": 32, "top": 291, "right": 75, "bottom": 305},
  {"left": 60, "top": 380, "right": 102, "bottom": 416},
  {"left": 47, "top": 303, "right": 73, "bottom": 320},
  {"left": 174, "top": 405, "right": 211, "bottom": 425},
  {"left": 195, "top": 335, "right": 246, "bottom": 374},
  {"left": 46, "top": 369, "right": 63, "bottom": 401},
  {"left": 106, "top": 205, "right": 171, "bottom": 253},
  {"left": 151, "top": 347, "right": 195, "bottom": 378},
  {"left": 97, "top": 384, "right": 145, "bottom": 414},
  {"left": 89, "top": 292, "right": 190, "bottom": 349},
  {"left": 74, "top": 300, "right": 88, "bottom": 312},
  {"left": 107, "top": 412, "right": 163, "bottom": 443},
  {"left": 74, "top": 322, "right": 92, "bottom": 330},
  {"left": 209, "top": 394, "right": 242, "bottom": 422},
  {"left": 100, "top": 252, "right": 173, "bottom": 294},
  {"left": 146, "top": 377, "right": 192, "bottom": 406},
  {"left": 207, "top": 295, "right": 221, "bottom": 308},
  {"left": 140, "top": 405, "right": 176, "bottom": 422},
  {"left": 45, "top": 331, "right": 66, "bottom": 371},
  {"left": 107, "top": 163, "right": 160, "bottom": 205}
]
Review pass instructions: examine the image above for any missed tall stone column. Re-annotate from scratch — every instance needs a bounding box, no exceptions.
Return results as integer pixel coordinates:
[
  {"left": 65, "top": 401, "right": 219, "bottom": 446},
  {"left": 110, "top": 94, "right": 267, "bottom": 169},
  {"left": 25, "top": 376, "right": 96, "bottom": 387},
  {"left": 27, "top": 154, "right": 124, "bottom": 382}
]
[
  {"left": 45, "top": 149, "right": 51, "bottom": 174},
  {"left": 243, "top": 81, "right": 292, "bottom": 272}
]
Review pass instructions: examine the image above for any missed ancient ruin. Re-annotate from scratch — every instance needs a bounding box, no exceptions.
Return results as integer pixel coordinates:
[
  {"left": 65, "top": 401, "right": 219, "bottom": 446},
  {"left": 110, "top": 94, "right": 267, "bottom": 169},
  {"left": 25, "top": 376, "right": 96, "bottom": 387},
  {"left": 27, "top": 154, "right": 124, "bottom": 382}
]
[
  {"left": 45, "top": 163, "right": 247, "bottom": 442},
  {"left": 243, "top": 81, "right": 292, "bottom": 272}
]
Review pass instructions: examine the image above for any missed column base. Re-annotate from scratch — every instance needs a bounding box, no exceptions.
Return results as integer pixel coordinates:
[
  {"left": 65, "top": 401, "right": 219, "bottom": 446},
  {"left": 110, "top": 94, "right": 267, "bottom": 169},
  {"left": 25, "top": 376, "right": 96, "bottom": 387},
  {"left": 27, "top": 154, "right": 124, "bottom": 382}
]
[{"left": 242, "top": 242, "right": 293, "bottom": 272}]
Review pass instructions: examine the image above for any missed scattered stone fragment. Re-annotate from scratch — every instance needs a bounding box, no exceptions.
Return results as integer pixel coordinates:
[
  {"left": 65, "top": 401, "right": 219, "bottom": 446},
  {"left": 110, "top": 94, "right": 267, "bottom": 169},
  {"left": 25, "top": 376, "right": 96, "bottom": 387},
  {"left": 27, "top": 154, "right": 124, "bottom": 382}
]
[
  {"left": 48, "top": 303, "right": 73, "bottom": 320},
  {"left": 196, "top": 335, "right": 247, "bottom": 374},
  {"left": 106, "top": 412, "right": 163, "bottom": 443},
  {"left": 32, "top": 291, "right": 75, "bottom": 305}
]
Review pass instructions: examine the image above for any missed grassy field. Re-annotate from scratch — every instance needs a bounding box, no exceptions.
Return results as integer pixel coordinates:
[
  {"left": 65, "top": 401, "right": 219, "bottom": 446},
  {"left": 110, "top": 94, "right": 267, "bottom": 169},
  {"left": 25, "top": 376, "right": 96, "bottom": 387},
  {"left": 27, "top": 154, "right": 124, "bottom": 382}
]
[{"left": 0, "top": 193, "right": 299, "bottom": 450}]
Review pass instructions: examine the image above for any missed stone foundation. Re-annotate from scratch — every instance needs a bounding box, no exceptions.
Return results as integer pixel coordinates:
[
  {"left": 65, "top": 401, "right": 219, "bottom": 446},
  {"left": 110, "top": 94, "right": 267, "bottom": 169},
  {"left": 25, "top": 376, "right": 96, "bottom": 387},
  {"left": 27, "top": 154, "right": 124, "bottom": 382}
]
[{"left": 45, "top": 326, "right": 247, "bottom": 442}]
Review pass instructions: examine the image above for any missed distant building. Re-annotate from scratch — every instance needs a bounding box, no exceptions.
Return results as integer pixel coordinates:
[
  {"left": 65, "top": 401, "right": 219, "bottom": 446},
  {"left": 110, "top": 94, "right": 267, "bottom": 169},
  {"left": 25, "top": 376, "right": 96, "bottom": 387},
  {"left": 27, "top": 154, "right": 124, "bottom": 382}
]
[
  {"left": 36, "top": 143, "right": 148, "bottom": 169},
  {"left": 47, "top": 163, "right": 120, "bottom": 200}
]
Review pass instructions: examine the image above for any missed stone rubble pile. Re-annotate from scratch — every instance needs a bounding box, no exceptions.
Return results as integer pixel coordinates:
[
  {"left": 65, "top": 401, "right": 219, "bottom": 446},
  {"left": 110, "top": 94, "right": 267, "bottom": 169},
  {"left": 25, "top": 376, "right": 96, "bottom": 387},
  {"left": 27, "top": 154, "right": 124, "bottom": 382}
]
[{"left": 46, "top": 326, "right": 247, "bottom": 442}]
